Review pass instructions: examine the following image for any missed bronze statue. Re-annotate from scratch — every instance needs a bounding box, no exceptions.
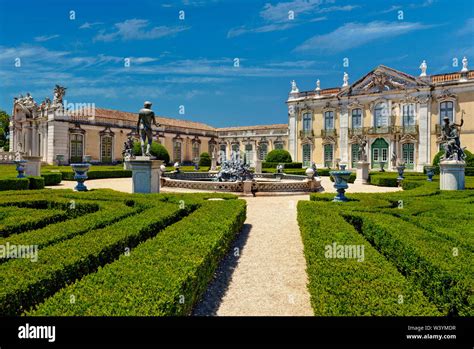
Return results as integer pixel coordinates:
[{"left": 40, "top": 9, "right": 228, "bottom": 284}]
[
  {"left": 441, "top": 113, "right": 465, "bottom": 161},
  {"left": 137, "top": 101, "right": 159, "bottom": 157}
]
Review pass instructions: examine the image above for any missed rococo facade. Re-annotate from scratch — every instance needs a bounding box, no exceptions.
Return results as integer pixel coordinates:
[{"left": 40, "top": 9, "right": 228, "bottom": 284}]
[{"left": 8, "top": 60, "right": 474, "bottom": 172}]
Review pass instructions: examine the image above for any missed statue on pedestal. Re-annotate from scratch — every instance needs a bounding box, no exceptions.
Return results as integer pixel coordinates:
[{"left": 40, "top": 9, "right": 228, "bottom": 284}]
[
  {"left": 358, "top": 139, "right": 367, "bottom": 162},
  {"left": 122, "top": 136, "right": 135, "bottom": 161},
  {"left": 441, "top": 113, "right": 465, "bottom": 161},
  {"left": 137, "top": 101, "right": 159, "bottom": 157}
]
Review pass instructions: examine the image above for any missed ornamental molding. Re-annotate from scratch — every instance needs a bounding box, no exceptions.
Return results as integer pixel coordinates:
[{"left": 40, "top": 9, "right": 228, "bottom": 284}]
[
  {"left": 400, "top": 133, "right": 418, "bottom": 144},
  {"left": 321, "top": 135, "right": 337, "bottom": 145}
]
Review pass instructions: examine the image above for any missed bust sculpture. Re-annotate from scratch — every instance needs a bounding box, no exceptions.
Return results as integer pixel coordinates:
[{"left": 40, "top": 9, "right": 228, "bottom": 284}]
[{"left": 137, "top": 101, "right": 159, "bottom": 157}]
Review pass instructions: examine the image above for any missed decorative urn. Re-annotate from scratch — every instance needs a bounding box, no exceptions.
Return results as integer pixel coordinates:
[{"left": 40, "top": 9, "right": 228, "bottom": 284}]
[
  {"left": 329, "top": 165, "right": 351, "bottom": 202},
  {"left": 71, "top": 163, "right": 91, "bottom": 191},
  {"left": 425, "top": 166, "right": 435, "bottom": 182}
]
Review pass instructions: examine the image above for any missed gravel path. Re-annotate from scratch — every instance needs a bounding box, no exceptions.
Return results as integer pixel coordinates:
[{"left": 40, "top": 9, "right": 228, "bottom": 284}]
[{"left": 194, "top": 194, "right": 314, "bottom": 316}]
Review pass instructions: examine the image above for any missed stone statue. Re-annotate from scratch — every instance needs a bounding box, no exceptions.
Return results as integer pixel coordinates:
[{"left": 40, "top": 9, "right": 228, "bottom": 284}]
[
  {"left": 358, "top": 139, "right": 367, "bottom": 162},
  {"left": 137, "top": 101, "right": 159, "bottom": 157},
  {"left": 419, "top": 60, "right": 427, "bottom": 77},
  {"left": 52, "top": 85, "right": 67, "bottom": 108},
  {"left": 343, "top": 72, "right": 349, "bottom": 87},
  {"left": 391, "top": 151, "right": 397, "bottom": 168},
  {"left": 122, "top": 136, "right": 134, "bottom": 160},
  {"left": 276, "top": 163, "right": 284, "bottom": 174},
  {"left": 441, "top": 113, "right": 465, "bottom": 161},
  {"left": 216, "top": 159, "right": 253, "bottom": 182},
  {"left": 461, "top": 56, "right": 468, "bottom": 72},
  {"left": 315, "top": 79, "right": 321, "bottom": 91},
  {"left": 311, "top": 161, "right": 318, "bottom": 177},
  {"left": 290, "top": 80, "right": 299, "bottom": 93}
]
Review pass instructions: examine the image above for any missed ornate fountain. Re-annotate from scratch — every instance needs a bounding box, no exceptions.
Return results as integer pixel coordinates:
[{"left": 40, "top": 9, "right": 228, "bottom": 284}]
[{"left": 216, "top": 159, "right": 253, "bottom": 182}]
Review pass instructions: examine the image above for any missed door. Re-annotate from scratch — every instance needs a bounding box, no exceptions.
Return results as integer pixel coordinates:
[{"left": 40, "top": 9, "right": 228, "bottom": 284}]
[
  {"left": 324, "top": 144, "right": 333, "bottom": 168},
  {"left": 402, "top": 143, "right": 415, "bottom": 169},
  {"left": 302, "top": 144, "right": 311, "bottom": 168},
  {"left": 70, "top": 134, "right": 84, "bottom": 163},
  {"left": 371, "top": 138, "right": 388, "bottom": 168},
  {"left": 101, "top": 136, "right": 113, "bottom": 163}
]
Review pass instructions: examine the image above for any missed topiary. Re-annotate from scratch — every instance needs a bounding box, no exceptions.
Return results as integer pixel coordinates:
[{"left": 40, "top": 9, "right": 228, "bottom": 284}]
[
  {"left": 265, "top": 149, "right": 292, "bottom": 163},
  {"left": 198, "top": 152, "right": 211, "bottom": 166},
  {"left": 133, "top": 141, "right": 170, "bottom": 164}
]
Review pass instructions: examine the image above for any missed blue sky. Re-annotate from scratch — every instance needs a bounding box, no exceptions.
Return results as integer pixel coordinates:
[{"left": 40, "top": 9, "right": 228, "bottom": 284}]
[{"left": 0, "top": 0, "right": 473, "bottom": 127}]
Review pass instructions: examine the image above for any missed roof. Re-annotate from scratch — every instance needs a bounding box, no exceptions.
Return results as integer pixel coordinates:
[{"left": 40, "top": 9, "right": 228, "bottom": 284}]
[
  {"left": 84, "top": 107, "right": 217, "bottom": 131},
  {"left": 217, "top": 124, "right": 288, "bottom": 132}
]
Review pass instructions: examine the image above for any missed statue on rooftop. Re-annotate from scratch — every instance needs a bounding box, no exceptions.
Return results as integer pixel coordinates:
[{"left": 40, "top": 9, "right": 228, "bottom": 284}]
[{"left": 137, "top": 101, "right": 159, "bottom": 157}]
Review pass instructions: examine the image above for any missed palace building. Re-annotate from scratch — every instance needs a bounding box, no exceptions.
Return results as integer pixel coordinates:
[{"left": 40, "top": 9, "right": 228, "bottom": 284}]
[
  {"left": 9, "top": 88, "right": 288, "bottom": 165},
  {"left": 287, "top": 60, "right": 474, "bottom": 171},
  {"left": 9, "top": 59, "right": 474, "bottom": 171}
]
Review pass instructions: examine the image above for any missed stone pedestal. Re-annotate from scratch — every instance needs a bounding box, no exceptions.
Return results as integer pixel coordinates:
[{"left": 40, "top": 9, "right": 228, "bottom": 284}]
[
  {"left": 24, "top": 156, "right": 42, "bottom": 177},
  {"left": 210, "top": 157, "right": 217, "bottom": 171},
  {"left": 129, "top": 158, "right": 162, "bottom": 194},
  {"left": 243, "top": 180, "right": 253, "bottom": 196},
  {"left": 255, "top": 159, "right": 262, "bottom": 174},
  {"left": 440, "top": 160, "right": 465, "bottom": 190},
  {"left": 355, "top": 161, "right": 369, "bottom": 185}
]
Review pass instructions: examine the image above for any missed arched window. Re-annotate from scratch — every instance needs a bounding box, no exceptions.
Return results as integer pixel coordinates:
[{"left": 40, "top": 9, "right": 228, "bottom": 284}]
[
  {"left": 192, "top": 141, "right": 200, "bottom": 162},
  {"left": 173, "top": 140, "right": 182, "bottom": 162},
  {"left": 351, "top": 109, "right": 362, "bottom": 128},
  {"left": 374, "top": 102, "right": 388, "bottom": 127},
  {"left": 324, "top": 111, "right": 334, "bottom": 130},
  {"left": 440, "top": 101, "right": 454, "bottom": 123},
  {"left": 259, "top": 143, "right": 268, "bottom": 160},
  {"left": 302, "top": 144, "right": 311, "bottom": 168},
  {"left": 303, "top": 113, "right": 312, "bottom": 131},
  {"left": 70, "top": 134, "right": 84, "bottom": 163},
  {"left": 101, "top": 135, "right": 113, "bottom": 163}
]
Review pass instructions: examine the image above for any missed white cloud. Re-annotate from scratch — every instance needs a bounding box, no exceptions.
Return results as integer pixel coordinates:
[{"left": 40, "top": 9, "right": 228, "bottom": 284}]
[
  {"left": 94, "top": 19, "right": 189, "bottom": 42},
  {"left": 79, "top": 22, "right": 103, "bottom": 29},
  {"left": 260, "top": 0, "right": 325, "bottom": 22},
  {"left": 294, "top": 21, "right": 434, "bottom": 53},
  {"left": 317, "top": 5, "right": 359, "bottom": 13},
  {"left": 457, "top": 18, "right": 474, "bottom": 36},
  {"left": 34, "top": 34, "right": 60, "bottom": 42}
]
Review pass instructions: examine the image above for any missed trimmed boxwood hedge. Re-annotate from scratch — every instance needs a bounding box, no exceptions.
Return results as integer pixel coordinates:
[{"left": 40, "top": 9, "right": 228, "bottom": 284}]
[
  {"left": 0, "top": 178, "right": 29, "bottom": 191},
  {"left": 0, "top": 201, "right": 193, "bottom": 315},
  {"left": 41, "top": 173, "right": 62, "bottom": 186},
  {"left": 298, "top": 201, "right": 440, "bottom": 316},
  {"left": 329, "top": 173, "right": 356, "bottom": 183},
  {"left": 30, "top": 199, "right": 246, "bottom": 316},
  {"left": 262, "top": 162, "right": 303, "bottom": 169},
  {"left": 28, "top": 176, "right": 45, "bottom": 190}
]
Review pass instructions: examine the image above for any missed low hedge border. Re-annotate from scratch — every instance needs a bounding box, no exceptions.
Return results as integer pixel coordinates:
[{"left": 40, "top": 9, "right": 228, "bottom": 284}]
[
  {"left": 344, "top": 212, "right": 473, "bottom": 316},
  {"left": 0, "top": 178, "right": 29, "bottom": 191},
  {"left": 0, "top": 201, "right": 195, "bottom": 315},
  {"left": 60, "top": 170, "right": 132, "bottom": 181},
  {"left": 262, "top": 162, "right": 302, "bottom": 169},
  {"left": 41, "top": 173, "right": 62, "bottom": 186},
  {"left": 297, "top": 201, "right": 440, "bottom": 316},
  {"left": 30, "top": 199, "right": 247, "bottom": 316},
  {"left": 28, "top": 176, "right": 45, "bottom": 190}
]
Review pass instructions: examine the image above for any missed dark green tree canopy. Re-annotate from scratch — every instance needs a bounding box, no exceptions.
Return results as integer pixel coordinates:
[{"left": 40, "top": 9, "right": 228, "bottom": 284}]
[{"left": 265, "top": 149, "right": 292, "bottom": 163}]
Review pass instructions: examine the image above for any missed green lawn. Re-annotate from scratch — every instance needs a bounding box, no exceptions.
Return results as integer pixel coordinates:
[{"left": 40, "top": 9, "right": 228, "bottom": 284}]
[
  {"left": 0, "top": 189, "right": 245, "bottom": 316},
  {"left": 298, "top": 180, "right": 474, "bottom": 316}
]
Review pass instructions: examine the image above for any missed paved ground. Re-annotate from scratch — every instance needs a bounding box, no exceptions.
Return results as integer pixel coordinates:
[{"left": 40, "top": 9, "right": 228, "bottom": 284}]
[{"left": 48, "top": 177, "right": 400, "bottom": 316}]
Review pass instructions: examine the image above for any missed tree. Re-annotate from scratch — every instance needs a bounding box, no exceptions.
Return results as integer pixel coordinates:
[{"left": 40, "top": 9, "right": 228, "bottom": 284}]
[
  {"left": 132, "top": 141, "right": 170, "bottom": 164},
  {"left": 199, "top": 152, "right": 211, "bottom": 166},
  {"left": 265, "top": 149, "right": 292, "bottom": 163},
  {"left": 0, "top": 110, "right": 10, "bottom": 151}
]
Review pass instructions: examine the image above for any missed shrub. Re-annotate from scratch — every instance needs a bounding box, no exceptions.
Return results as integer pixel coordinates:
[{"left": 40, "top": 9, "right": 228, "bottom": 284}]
[
  {"left": 30, "top": 200, "right": 247, "bottom": 316},
  {"left": 41, "top": 173, "right": 62, "bottom": 186},
  {"left": 28, "top": 176, "right": 45, "bottom": 190},
  {"left": 401, "top": 180, "right": 424, "bottom": 190},
  {"left": 265, "top": 149, "right": 292, "bottom": 163},
  {"left": 132, "top": 141, "right": 170, "bottom": 164},
  {"left": 198, "top": 152, "right": 211, "bottom": 166},
  {"left": 61, "top": 169, "right": 132, "bottom": 181},
  {"left": 297, "top": 201, "right": 440, "bottom": 316},
  {"left": 369, "top": 175, "right": 398, "bottom": 187},
  {"left": 0, "top": 178, "right": 29, "bottom": 191}
]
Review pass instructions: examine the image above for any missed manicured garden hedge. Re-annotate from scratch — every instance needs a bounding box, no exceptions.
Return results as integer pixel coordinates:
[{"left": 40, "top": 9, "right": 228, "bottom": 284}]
[
  {"left": 0, "top": 178, "right": 29, "bottom": 191},
  {"left": 28, "top": 176, "right": 45, "bottom": 190},
  {"left": 262, "top": 162, "right": 302, "bottom": 169},
  {"left": 41, "top": 173, "right": 62, "bottom": 186},
  {"left": 30, "top": 200, "right": 246, "bottom": 316},
  {"left": 0, "top": 201, "right": 192, "bottom": 315},
  {"left": 298, "top": 201, "right": 440, "bottom": 316},
  {"left": 60, "top": 169, "right": 132, "bottom": 180}
]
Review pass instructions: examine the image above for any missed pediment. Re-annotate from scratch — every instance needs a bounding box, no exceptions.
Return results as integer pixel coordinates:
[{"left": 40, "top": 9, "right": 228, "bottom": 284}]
[{"left": 339, "top": 65, "right": 429, "bottom": 97}]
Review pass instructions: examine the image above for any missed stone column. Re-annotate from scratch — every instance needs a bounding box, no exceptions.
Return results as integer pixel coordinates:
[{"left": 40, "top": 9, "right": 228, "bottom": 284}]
[
  {"left": 339, "top": 105, "right": 349, "bottom": 164},
  {"left": 23, "top": 156, "right": 42, "bottom": 176},
  {"left": 129, "top": 158, "right": 162, "bottom": 193},
  {"left": 417, "top": 99, "right": 430, "bottom": 171},
  {"left": 288, "top": 111, "right": 297, "bottom": 161}
]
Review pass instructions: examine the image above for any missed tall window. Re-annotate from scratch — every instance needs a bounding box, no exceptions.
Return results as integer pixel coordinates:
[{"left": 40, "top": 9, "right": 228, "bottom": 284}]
[
  {"left": 324, "top": 111, "right": 334, "bottom": 130},
  {"left": 219, "top": 144, "right": 226, "bottom": 162},
  {"left": 70, "top": 134, "right": 84, "bottom": 163},
  {"left": 352, "top": 109, "right": 362, "bottom": 128},
  {"left": 173, "top": 141, "right": 182, "bottom": 162},
  {"left": 192, "top": 141, "right": 200, "bottom": 162},
  {"left": 101, "top": 135, "right": 113, "bottom": 163},
  {"left": 302, "top": 144, "right": 311, "bottom": 168},
  {"left": 303, "top": 113, "right": 312, "bottom": 131},
  {"left": 440, "top": 101, "right": 454, "bottom": 123},
  {"left": 402, "top": 104, "right": 415, "bottom": 126},
  {"left": 374, "top": 102, "right": 388, "bottom": 127},
  {"left": 259, "top": 143, "right": 268, "bottom": 160},
  {"left": 351, "top": 143, "right": 360, "bottom": 168},
  {"left": 274, "top": 142, "right": 284, "bottom": 150},
  {"left": 231, "top": 143, "right": 240, "bottom": 160},
  {"left": 324, "top": 144, "right": 333, "bottom": 168}
]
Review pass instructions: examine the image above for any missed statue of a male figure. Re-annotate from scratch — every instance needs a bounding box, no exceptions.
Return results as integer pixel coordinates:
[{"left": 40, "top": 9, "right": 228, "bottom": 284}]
[
  {"left": 441, "top": 114, "right": 465, "bottom": 161},
  {"left": 137, "top": 101, "right": 159, "bottom": 157}
]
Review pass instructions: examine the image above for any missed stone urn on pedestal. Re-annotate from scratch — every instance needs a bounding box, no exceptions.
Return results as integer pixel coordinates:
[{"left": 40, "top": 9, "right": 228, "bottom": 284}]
[
  {"left": 71, "top": 163, "right": 91, "bottom": 191},
  {"left": 425, "top": 166, "right": 436, "bottom": 182},
  {"left": 14, "top": 160, "right": 28, "bottom": 178},
  {"left": 396, "top": 163, "right": 406, "bottom": 186},
  {"left": 329, "top": 164, "right": 351, "bottom": 202}
]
